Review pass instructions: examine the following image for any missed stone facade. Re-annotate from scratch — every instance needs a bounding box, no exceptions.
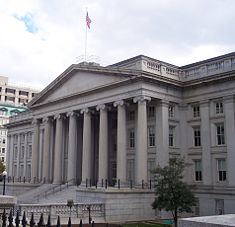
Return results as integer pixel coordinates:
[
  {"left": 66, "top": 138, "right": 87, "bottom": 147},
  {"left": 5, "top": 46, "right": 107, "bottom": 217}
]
[{"left": 5, "top": 52, "right": 235, "bottom": 218}]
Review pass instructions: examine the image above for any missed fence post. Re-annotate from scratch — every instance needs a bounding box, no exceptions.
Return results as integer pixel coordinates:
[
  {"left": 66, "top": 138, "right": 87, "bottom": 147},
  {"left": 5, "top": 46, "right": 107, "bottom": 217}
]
[
  {"left": 30, "top": 212, "right": 35, "bottom": 227},
  {"left": 79, "top": 219, "right": 82, "bottom": 227},
  {"left": 15, "top": 211, "right": 20, "bottom": 227},
  {"left": 68, "top": 217, "right": 72, "bottom": 227},
  {"left": 56, "top": 216, "right": 60, "bottom": 227},
  {"left": 38, "top": 213, "right": 44, "bottom": 227},
  {"left": 2, "top": 209, "right": 6, "bottom": 227},
  {"left": 46, "top": 214, "right": 51, "bottom": 227},
  {"left": 142, "top": 180, "right": 144, "bottom": 189},
  {"left": 105, "top": 179, "right": 108, "bottom": 189},
  {"left": 118, "top": 179, "right": 120, "bottom": 189},
  {"left": 22, "top": 211, "right": 27, "bottom": 227},
  {"left": 8, "top": 209, "right": 13, "bottom": 227}
]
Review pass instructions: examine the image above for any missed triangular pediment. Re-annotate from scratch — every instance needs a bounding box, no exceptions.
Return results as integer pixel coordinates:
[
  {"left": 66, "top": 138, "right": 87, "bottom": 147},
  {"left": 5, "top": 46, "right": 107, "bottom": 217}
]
[{"left": 29, "top": 65, "right": 135, "bottom": 107}]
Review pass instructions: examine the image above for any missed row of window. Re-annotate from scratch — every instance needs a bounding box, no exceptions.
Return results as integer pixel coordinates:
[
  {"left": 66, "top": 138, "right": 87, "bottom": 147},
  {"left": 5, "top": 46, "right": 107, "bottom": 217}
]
[
  {"left": 193, "top": 123, "right": 225, "bottom": 147},
  {"left": 127, "top": 100, "right": 224, "bottom": 122},
  {"left": 194, "top": 159, "right": 226, "bottom": 182},
  {"left": 128, "top": 126, "right": 176, "bottom": 148},
  {"left": 14, "top": 144, "right": 32, "bottom": 160},
  {"left": 128, "top": 122, "right": 225, "bottom": 149}
]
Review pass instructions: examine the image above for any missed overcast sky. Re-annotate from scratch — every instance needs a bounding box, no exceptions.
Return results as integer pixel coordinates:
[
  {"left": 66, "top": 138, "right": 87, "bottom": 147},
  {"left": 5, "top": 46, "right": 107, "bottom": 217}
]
[{"left": 0, "top": 0, "right": 235, "bottom": 90}]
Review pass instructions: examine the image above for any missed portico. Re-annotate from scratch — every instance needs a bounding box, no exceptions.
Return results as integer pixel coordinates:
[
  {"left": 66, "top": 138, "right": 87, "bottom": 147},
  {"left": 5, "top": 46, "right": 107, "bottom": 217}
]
[{"left": 28, "top": 96, "right": 168, "bottom": 187}]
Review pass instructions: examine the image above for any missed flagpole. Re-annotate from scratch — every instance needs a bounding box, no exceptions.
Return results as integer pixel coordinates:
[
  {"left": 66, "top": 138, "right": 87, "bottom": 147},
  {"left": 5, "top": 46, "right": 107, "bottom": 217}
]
[{"left": 84, "top": 8, "right": 88, "bottom": 62}]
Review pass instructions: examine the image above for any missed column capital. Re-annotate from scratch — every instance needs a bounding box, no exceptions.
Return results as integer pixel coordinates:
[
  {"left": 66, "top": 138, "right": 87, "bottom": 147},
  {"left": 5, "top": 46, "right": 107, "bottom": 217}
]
[
  {"left": 66, "top": 111, "right": 79, "bottom": 117},
  {"left": 96, "top": 104, "right": 106, "bottom": 111},
  {"left": 42, "top": 116, "right": 52, "bottom": 124},
  {"left": 54, "top": 114, "right": 65, "bottom": 120},
  {"left": 113, "top": 100, "right": 124, "bottom": 107},
  {"left": 32, "top": 118, "right": 40, "bottom": 125},
  {"left": 133, "top": 96, "right": 151, "bottom": 103},
  {"left": 80, "top": 108, "right": 90, "bottom": 114}
]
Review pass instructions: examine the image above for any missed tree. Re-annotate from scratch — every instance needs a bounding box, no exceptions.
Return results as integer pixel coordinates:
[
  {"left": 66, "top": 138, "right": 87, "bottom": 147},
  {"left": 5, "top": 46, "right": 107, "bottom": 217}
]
[
  {"left": 0, "top": 159, "right": 5, "bottom": 174},
  {"left": 152, "top": 157, "right": 197, "bottom": 227}
]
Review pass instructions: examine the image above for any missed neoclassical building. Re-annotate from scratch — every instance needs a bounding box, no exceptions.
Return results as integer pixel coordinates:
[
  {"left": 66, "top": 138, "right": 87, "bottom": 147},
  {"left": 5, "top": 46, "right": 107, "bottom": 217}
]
[{"left": 5, "top": 52, "right": 235, "bottom": 219}]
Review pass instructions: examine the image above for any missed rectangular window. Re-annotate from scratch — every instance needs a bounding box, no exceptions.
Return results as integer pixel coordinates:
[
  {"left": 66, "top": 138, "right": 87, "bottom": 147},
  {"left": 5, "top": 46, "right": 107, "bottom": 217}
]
[
  {"left": 168, "top": 105, "right": 175, "bottom": 118},
  {"left": 147, "top": 106, "right": 155, "bottom": 118},
  {"left": 217, "top": 159, "right": 226, "bottom": 182},
  {"left": 128, "top": 110, "right": 135, "bottom": 121},
  {"left": 194, "top": 127, "right": 201, "bottom": 147},
  {"left": 28, "top": 145, "right": 32, "bottom": 158},
  {"left": 194, "top": 160, "right": 202, "bottom": 181},
  {"left": 215, "top": 101, "right": 223, "bottom": 114},
  {"left": 169, "top": 126, "right": 175, "bottom": 147},
  {"left": 215, "top": 199, "right": 224, "bottom": 215},
  {"left": 193, "top": 105, "right": 200, "bottom": 118},
  {"left": 148, "top": 126, "right": 155, "bottom": 147},
  {"left": 147, "top": 159, "right": 155, "bottom": 181},
  {"left": 129, "top": 129, "right": 135, "bottom": 148},
  {"left": 127, "top": 159, "right": 135, "bottom": 181},
  {"left": 2, "top": 148, "right": 5, "bottom": 154},
  {"left": 216, "top": 124, "right": 225, "bottom": 145}
]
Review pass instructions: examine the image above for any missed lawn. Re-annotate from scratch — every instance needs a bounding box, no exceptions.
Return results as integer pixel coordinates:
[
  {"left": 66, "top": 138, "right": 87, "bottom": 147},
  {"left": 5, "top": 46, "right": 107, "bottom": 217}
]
[{"left": 123, "top": 222, "right": 172, "bottom": 227}]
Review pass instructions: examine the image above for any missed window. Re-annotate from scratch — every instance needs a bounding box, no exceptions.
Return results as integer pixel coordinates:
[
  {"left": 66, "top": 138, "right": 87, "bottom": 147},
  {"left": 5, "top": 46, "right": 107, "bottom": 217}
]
[
  {"left": 28, "top": 145, "right": 32, "bottom": 158},
  {"left": 148, "top": 106, "right": 155, "bottom": 118},
  {"left": 129, "top": 129, "right": 135, "bottom": 148},
  {"left": 147, "top": 159, "right": 155, "bottom": 181},
  {"left": 193, "top": 105, "right": 200, "bottom": 118},
  {"left": 217, "top": 159, "right": 226, "bottom": 182},
  {"left": 2, "top": 148, "right": 5, "bottom": 154},
  {"left": 215, "top": 101, "right": 223, "bottom": 114},
  {"left": 215, "top": 199, "right": 224, "bottom": 215},
  {"left": 127, "top": 159, "right": 135, "bottom": 181},
  {"left": 194, "top": 127, "right": 201, "bottom": 147},
  {"left": 194, "top": 160, "right": 202, "bottom": 181},
  {"left": 216, "top": 124, "right": 225, "bottom": 145},
  {"left": 21, "top": 146, "right": 25, "bottom": 159},
  {"left": 2, "top": 139, "right": 5, "bottom": 144},
  {"left": 148, "top": 126, "right": 155, "bottom": 147},
  {"left": 14, "top": 146, "right": 18, "bottom": 160},
  {"left": 169, "top": 126, "right": 175, "bottom": 147},
  {"left": 168, "top": 105, "right": 175, "bottom": 118},
  {"left": 128, "top": 110, "right": 135, "bottom": 121},
  {"left": 1, "top": 157, "right": 4, "bottom": 162}
]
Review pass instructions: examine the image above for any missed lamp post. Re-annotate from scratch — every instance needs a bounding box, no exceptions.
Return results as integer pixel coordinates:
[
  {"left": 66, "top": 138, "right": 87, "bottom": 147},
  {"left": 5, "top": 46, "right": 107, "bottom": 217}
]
[{"left": 2, "top": 170, "right": 7, "bottom": 195}]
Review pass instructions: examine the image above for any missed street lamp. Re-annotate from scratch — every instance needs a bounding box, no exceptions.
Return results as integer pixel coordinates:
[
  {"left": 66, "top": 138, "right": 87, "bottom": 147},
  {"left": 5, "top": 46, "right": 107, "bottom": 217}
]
[{"left": 2, "top": 170, "right": 7, "bottom": 195}]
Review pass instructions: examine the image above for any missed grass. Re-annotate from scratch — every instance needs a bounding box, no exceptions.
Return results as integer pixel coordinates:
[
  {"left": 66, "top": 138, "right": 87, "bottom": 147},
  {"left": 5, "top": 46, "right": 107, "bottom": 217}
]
[{"left": 123, "top": 222, "right": 171, "bottom": 227}]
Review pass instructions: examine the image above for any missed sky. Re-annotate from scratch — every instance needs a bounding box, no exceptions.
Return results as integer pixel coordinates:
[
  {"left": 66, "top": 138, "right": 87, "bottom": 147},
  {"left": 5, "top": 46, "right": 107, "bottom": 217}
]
[{"left": 0, "top": 0, "right": 235, "bottom": 90}]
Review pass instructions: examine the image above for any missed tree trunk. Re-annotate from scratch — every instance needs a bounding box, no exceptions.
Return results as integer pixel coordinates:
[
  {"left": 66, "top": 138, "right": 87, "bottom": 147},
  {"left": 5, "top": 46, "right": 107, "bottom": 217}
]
[{"left": 174, "top": 209, "right": 178, "bottom": 227}]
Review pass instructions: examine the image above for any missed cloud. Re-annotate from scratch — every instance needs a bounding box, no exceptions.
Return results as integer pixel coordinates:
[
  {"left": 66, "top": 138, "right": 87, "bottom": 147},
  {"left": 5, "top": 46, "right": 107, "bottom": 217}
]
[{"left": 0, "top": 0, "right": 235, "bottom": 89}]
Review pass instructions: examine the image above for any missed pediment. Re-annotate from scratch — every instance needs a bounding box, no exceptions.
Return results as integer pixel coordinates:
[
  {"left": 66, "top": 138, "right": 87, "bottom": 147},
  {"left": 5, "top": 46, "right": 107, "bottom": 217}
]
[{"left": 30, "top": 67, "right": 131, "bottom": 106}]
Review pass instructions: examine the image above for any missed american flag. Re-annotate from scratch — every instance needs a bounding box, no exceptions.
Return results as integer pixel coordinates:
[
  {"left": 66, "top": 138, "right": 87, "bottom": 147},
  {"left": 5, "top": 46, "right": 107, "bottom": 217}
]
[{"left": 86, "top": 12, "right": 91, "bottom": 29}]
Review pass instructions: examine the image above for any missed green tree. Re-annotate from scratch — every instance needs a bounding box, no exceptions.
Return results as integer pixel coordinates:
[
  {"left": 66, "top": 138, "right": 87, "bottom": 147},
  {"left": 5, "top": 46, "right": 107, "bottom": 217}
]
[
  {"left": 152, "top": 157, "right": 197, "bottom": 227},
  {"left": 0, "top": 159, "right": 5, "bottom": 174}
]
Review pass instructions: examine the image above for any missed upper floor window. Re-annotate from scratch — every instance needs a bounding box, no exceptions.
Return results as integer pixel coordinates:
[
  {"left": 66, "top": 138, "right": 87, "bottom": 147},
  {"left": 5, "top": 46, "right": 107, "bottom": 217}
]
[
  {"left": 193, "top": 127, "right": 201, "bottom": 147},
  {"left": 194, "top": 160, "right": 202, "bottom": 181},
  {"left": 192, "top": 105, "right": 200, "bottom": 118},
  {"left": 215, "top": 101, "right": 223, "bottom": 114},
  {"left": 147, "top": 106, "right": 155, "bottom": 118},
  {"left": 169, "top": 126, "right": 175, "bottom": 147},
  {"left": 128, "top": 110, "right": 135, "bottom": 121},
  {"left": 148, "top": 126, "right": 155, "bottom": 147},
  {"left": 217, "top": 159, "right": 226, "bottom": 182},
  {"left": 168, "top": 105, "right": 175, "bottom": 118},
  {"left": 128, "top": 129, "right": 135, "bottom": 148},
  {"left": 216, "top": 123, "right": 225, "bottom": 145}
]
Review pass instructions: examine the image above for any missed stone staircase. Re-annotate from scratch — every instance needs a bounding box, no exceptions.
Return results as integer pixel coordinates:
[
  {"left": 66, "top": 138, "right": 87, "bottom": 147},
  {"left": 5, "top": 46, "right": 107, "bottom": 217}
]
[
  {"left": 38, "top": 185, "right": 78, "bottom": 204},
  {"left": 17, "top": 184, "right": 56, "bottom": 204}
]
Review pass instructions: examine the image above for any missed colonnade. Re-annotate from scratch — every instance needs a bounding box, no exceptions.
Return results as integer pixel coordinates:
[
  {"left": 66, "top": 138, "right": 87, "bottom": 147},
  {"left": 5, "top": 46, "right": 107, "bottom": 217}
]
[{"left": 29, "top": 96, "right": 169, "bottom": 186}]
